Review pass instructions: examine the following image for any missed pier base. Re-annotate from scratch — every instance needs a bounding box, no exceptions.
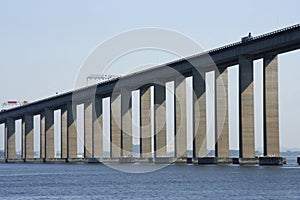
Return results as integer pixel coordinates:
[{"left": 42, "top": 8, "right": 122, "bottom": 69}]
[
  {"left": 232, "top": 158, "right": 239, "bottom": 164},
  {"left": 173, "top": 158, "right": 188, "bottom": 164},
  {"left": 198, "top": 157, "right": 232, "bottom": 165},
  {"left": 45, "top": 158, "right": 68, "bottom": 163},
  {"left": 187, "top": 157, "right": 193, "bottom": 164},
  {"left": 154, "top": 157, "right": 174, "bottom": 164},
  {"left": 87, "top": 157, "right": 102, "bottom": 163},
  {"left": 6, "top": 159, "right": 25, "bottom": 163},
  {"left": 238, "top": 158, "right": 259, "bottom": 165},
  {"left": 217, "top": 157, "right": 233, "bottom": 164},
  {"left": 119, "top": 157, "right": 153, "bottom": 164},
  {"left": 259, "top": 157, "right": 285, "bottom": 165},
  {"left": 119, "top": 157, "right": 135, "bottom": 163},
  {"left": 198, "top": 157, "right": 217, "bottom": 164},
  {"left": 66, "top": 158, "right": 87, "bottom": 163},
  {"left": 232, "top": 158, "right": 258, "bottom": 165},
  {"left": 297, "top": 157, "right": 300, "bottom": 165},
  {"left": 102, "top": 157, "right": 153, "bottom": 164},
  {"left": 24, "top": 158, "right": 46, "bottom": 163}
]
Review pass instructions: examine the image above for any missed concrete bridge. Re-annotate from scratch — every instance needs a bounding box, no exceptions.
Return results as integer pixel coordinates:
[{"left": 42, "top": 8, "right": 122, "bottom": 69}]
[{"left": 1, "top": 24, "right": 300, "bottom": 165}]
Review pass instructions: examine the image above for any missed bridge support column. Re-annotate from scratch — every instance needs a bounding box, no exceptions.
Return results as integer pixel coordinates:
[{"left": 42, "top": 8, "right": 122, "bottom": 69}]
[
  {"left": 239, "top": 56, "right": 255, "bottom": 161},
  {"left": 22, "top": 119, "right": 25, "bottom": 160},
  {"left": 154, "top": 83, "right": 167, "bottom": 158},
  {"left": 93, "top": 97, "right": 103, "bottom": 158},
  {"left": 84, "top": 101, "right": 93, "bottom": 158},
  {"left": 61, "top": 107, "right": 68, "bottom": 159},
  {"left": 24, "top": 114, "right": 34, "bottom": 159},
  {"left": 140, "top": 86, "right": 152, "bottom": 158},
  {"left": 40, "top": 113, "right": 46, "bottom": 160},
  {"left": 6, "top": 118, "right": 16, "bottom": 160},
  {"left": 175, "top": 77, "right": 187, "bottom": 159},
  {"left": 263, "top": 54, "right": 280, "bottom": 156},
  {"left": 215, "top": 68, "right": 229, "bottom": 160},
  {"left": 45, "top": 108, "right": 54, "bottom": 159},
  {"left": 67, "top": 103, "right": 77, "bottom": 159},
  {"left": 193, "top": 69, "right": 207, "bottom": 159},
  {"left": 111, "top": 94, "right": 121, "bottom": 158},
  {"left": 121, "top": 89, "right": 132, "bottom": 157}
]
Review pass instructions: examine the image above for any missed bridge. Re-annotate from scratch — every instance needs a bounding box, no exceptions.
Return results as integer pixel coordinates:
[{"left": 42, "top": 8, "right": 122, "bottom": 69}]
[{"left": 1, "top": 24, "right": 300, "bottom": 165}]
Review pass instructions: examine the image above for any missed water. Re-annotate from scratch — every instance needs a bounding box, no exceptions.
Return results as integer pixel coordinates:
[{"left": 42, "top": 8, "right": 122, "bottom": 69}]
[{"left": 0, "top": 160, "right": 300, "bottom": 199}]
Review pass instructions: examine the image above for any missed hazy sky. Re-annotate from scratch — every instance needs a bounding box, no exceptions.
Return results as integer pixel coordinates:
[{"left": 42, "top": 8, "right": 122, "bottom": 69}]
[{"left": 0, "top": 1, "right": 300, "bottom": 153}]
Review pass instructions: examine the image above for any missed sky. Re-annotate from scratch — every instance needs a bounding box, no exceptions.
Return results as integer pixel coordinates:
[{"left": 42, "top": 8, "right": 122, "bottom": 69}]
[{"left": 0, "top": 1, "right": 300, "bottom": 154}]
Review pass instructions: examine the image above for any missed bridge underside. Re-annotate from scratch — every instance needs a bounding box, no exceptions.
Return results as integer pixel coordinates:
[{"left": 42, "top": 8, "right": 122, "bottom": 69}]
[{"left": 1, "top": 53, "right": 281, "bottom": 165}]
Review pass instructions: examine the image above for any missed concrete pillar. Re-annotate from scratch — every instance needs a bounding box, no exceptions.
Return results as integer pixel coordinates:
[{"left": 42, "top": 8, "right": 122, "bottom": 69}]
[
  {"left": 40, "top": 113, "right": 46, "bottom": 159},
  {"left": 93, "top": 97, "right": 103, "bottom": 158},
  {"left": 175, "top": 78, "right": 187, "bottom": 158},
  {"left": 263, "top": 54, "right": 279, "bottom": 156},
  {"left": 67, "top": 102, "right": 77, "bottom": 159},
  {"left": 193, "top": 69, "right": 207, "bottom": 158},
  {"left": 45, "top": 108, "right": 54, "bottom": 159},
  {"left": 6, "top": 118, "right": 16, "bottom": 159},
  {"left": 111, "top": 94, "right": 122, "bottom": 158},
  {"left": 121, "top": 89, "right": 132, "bottom": 157},
  {"left": 140, "top": 86, "right": 152, "bottom": 158},
  {"left": 61, "top": 107, "right": 68, "bottom": 159},
  {"left": 215, "top": 68, "right": 229, "bottom": 158},
  {"left": 22, "top": 119, "right": 25, "bottom": 159},
  {"left": 84, "top": 101, "right": 93, "bottom": 158},
  {"left": 239, "top": 55, "right": 255, "bottom": 158},
  {"left": 24, "top": 114, "right": 34, "bottom": 159},
  {"left": 3, "top": 122, "right": 7, "bottom": 160},
  {"left": 154, "top": 84, "right": 167, "bottom": 157}
]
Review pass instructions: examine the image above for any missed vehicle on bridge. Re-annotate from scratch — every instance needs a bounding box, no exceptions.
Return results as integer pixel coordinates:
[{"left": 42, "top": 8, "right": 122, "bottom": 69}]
[
  {"left": 1, "top": 100, "right": 28, "bottom": 112},
  {"left": 241, "top": 32, "right": 253, "bottom": 42}
]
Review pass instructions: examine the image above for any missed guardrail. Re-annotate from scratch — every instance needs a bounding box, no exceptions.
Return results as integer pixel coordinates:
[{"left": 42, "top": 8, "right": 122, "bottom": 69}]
[{"left": 207, "top": 23, "right": 300, "bottom": 54}]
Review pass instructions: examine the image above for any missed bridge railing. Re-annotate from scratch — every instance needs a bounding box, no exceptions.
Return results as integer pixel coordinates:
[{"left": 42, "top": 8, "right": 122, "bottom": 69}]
[{"left": 206, "top": 23, "right": 300, "bottom": 55}]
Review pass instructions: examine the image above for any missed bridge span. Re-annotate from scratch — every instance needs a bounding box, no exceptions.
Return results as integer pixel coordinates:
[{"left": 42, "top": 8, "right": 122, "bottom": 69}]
[{"left": 1, "top": 24, "right": 300, "bottom": 165}]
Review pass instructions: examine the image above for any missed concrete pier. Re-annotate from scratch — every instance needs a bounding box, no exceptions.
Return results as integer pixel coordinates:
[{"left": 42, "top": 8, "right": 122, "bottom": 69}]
[
  {"left": 215, "top": 68, "right": 229, "bottom": 158},
  {"left": 193, "top": 69, "right": 207, "bottom": 158},
  {"left": 24, "top": 114, "right": 34, "bottom": 159},
  {"left": 121, "top": 89, "right": 133, "bottom": 157},
  {"left": 21, "top": 118, "right": 25, "bottom": 160},
  {"left": 45, "top": 108, "right": 54, "bottom": 159},
  {"left": 67, "top": 102, "right": 77, "bottom": 159},
  {"left": 239, "top": 56, "right": 255, "bottom": 159},
  {"left": 154, "top": 83, "right": 167, "bottom": 158},
  {"left": 263, "top": 54, "right": 280, "bottom": 157},
  {"left": 6, "top": 118, "right": 16, "bottom": 159},
  {"left": 40, "top": 113, "right": 46, "bottom": 159},
  {"left": 111, "top": 94, "right": 122, "bottom": 158},
  {"left": 84, "top": 101, "right": 93, "bottom": 158},
  {"left": 175, "top": 77, "right": 187, "bottom": 158},
  {"left": 61, "top": 107, "right": 68, "bottom": 159},
  {"left": 140, "top": 86, "right": 152, "bottom": 158},
  {"left": 93, "top": 97, "right": 103, "bottom": 158}
]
